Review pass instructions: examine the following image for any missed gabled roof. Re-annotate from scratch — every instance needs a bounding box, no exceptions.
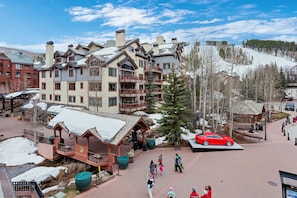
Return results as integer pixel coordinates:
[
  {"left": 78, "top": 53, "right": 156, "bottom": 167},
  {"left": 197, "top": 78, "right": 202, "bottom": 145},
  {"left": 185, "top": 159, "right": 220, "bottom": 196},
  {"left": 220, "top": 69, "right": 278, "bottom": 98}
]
[
  {"left": 230, "top": 100, "right": 264, "bottom": 115},
  {"left": 48, "top": 108, "right": 148, "bottom": 145}
]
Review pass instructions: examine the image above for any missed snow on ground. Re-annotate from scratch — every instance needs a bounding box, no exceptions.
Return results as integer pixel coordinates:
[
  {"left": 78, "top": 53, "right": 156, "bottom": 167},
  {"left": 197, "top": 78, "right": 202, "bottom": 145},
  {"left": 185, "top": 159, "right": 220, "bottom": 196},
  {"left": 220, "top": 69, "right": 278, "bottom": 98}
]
[
  {"left": 11, "top": 166, "right": 66, "bottom": 184},
  {"left": 0, "top": 137, "right": 45, "bottom": 166}
]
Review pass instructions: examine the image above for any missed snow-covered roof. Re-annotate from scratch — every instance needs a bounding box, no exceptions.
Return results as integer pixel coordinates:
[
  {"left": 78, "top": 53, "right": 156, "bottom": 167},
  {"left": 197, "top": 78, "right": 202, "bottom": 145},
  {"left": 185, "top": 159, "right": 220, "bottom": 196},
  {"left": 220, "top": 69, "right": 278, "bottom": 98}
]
[
  {"left": 4, "top": 89, "right": 39, "bottom": 99},
  {"left": 48, "top": 108, "right": 146, "bottom": 144}
]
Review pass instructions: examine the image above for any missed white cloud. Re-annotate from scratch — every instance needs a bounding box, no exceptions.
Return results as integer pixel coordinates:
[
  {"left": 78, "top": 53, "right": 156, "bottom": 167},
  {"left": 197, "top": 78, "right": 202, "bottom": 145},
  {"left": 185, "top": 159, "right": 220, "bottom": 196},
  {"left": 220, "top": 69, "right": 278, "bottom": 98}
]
[
  {"left": 193, "top": 18, "right": 224, "bottom": 24},
  {"left": 239, "top": 4, "right": 257, "bottom": 9}
]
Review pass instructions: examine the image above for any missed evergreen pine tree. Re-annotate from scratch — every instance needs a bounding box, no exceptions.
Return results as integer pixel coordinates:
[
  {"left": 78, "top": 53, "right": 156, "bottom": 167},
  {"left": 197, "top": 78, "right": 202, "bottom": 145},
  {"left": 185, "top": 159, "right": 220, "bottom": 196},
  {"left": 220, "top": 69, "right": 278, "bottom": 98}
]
[
  {"left": 157, "top": 70, "right": 194, "bottom": 145},
  {"left": 146, "top": 71, "right": 155, "bottom": 113}
]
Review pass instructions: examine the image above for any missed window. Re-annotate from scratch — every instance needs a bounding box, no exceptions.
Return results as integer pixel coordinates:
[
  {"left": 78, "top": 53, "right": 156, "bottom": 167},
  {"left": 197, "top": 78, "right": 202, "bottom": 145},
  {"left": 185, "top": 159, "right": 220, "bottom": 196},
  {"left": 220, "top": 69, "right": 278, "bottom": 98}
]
[
  {"left": 69, "top": 82, "right": 76, "bottom": 90},
  {"left": 54, "top": 95, "right": 61, "bottom": 101},
  {"left": 34, "top": 73, "right": 38, "bottom": 78},
  {"left": 108, "top": 68, "right": 117, "bottom": 77},
  {"left": 80, "top": 68, "right": 83, "bottom": 75},
  {"left": 25, "top": 65, "right": 30, "bottom": 69},
  {"left": 90, "top": 67, "right": 99, "bottom": 76},
  {"left": 89, "top": 97, "right": 102, "bottom": 107},
  {"left": 55, "top": 83, "right": 61, "bottom": 90},
  {"left": 49, "top": 94, "right": 52, "bottom": 100},
  {"left": 0, "top": 63, "right": 3, "bottom": 67},
  {"left": 89, "top": 82, "right": 101, "bottom": 91},
  {"left": 50, "top": 72, "right": 52, "bottom": 78},
  {"left": 140, "top": 96, "right": 144, "bottom": 100},
  {"left": 69, "top": 56, "right": 75, "bottom": 61},
  {"left": 0, "top": 71, "right": 2, "bottom": 76},
  {"left": 41, "top": 83, "right": 46, "bottom": 89},
  {"left": 69, "top": 68, "right": 74, "bottom": 77},
  {"left": 16, "top": 72, "right": 21, "bottom": 77},
  {"left": 139, "top": 84, "right": 144, "bottom": 90},
  {"left": 139, "top": 60, "right": 143, "bottom": 67},
  {"left": 109, "top": 83, "right": 117, "bottom": 91},
  {"left": 69, "top": 96, "right": 76, "bottom": 103},
  {"left": 128, "top": 46, "right": 134, "bottom": 52},
  {"left": 109, "top": 97, "right": 117, "bottom": 106},
  {"left": 6, "top": 72, "right": 11, "bottom": 77},
  {"left": 80, "top": 96, "right": 83, "bottom": 103},
  {"left": 139, "top": 74, "right": 144, "bottom": 80},
  {"left": 54, "top": 69, "right": 59, "bottom": 77},
  {"left": 15, "top": 64, "right": 22, "bottom": 69},
  {"left": 163, "top": 63, "right": 170, "bottom": 69},
  {"left": 41, "top": 94, "right": 46, "bottom": 100},
  {"left": 80, "top": 82, "right": 83, "bottom": 89},
  {"left": 26, "top": 73, "right": 31, "bottom": 78},
  {"left": 41, "top": 71, "right": 46, "bottom": 78}
]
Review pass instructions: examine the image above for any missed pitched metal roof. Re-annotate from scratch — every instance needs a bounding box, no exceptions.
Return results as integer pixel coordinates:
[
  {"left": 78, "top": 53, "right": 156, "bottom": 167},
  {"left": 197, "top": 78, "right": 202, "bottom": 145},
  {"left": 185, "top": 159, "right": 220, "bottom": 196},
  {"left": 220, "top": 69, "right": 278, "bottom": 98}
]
[
  {"left": 230, "top": 100, "right": 264, "bottom": 115},
  {"left": 5, "top": 52, "right": 33, "bottom": 65}
]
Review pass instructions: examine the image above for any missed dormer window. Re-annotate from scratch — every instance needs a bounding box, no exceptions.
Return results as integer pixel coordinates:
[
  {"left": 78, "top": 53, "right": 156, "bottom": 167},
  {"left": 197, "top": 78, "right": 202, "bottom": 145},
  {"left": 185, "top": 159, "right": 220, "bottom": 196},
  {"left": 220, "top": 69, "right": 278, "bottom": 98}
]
[{"left": 69, "top": 56, "right": 75, "bottom": 61}]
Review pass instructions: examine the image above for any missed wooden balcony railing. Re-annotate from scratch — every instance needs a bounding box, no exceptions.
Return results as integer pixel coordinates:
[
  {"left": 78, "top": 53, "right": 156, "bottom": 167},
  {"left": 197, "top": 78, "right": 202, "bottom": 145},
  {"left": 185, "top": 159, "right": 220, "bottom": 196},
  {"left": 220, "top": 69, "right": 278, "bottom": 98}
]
[
  {"left": 144, "top": 65, "right": 162, "bottom": 73},
  {"left": 119, "top": 102, "right": 147, "bottom": 113},
  {"left": 120, "top": 89, "right": 146, "bottom": 95},
  {"left": 120, "top": 75, "right": 146, "bottom": 82}
]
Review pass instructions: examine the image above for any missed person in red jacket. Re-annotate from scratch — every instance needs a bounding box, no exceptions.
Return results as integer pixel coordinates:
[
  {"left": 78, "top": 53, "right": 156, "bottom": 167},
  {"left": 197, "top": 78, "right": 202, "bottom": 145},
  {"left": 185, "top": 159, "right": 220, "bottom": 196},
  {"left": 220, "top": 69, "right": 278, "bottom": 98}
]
[
  {"left": 200, "top": 190, "right": 209, "bottom": 198},
  {"left": 190, "top": 188, "right": 199, "bottom": 198}
]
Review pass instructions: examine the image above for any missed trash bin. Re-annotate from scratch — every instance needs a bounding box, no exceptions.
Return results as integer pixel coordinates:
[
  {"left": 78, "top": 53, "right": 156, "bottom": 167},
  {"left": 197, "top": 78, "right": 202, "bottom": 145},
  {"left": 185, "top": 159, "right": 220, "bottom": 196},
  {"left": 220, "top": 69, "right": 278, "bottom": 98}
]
[
  {"left": 146, "top": 139, "right": 155, "bottom": 150},
  {"left": 117, "top": 156, "right": 129, "bottom": 169},
  {"left": 75, "top": 171, "right": 92, "bottom": 191},
  {"left": 49, "top": 136, "right": 55, "bottom": 145}
]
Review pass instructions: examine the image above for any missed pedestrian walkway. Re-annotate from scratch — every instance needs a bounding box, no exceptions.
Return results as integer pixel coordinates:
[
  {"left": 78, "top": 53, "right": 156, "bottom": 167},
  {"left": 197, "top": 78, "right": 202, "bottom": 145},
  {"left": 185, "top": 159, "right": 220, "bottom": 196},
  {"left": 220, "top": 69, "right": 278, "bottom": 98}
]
[{"left": 76, "top": 109, "right": 297, "bottom": 198}]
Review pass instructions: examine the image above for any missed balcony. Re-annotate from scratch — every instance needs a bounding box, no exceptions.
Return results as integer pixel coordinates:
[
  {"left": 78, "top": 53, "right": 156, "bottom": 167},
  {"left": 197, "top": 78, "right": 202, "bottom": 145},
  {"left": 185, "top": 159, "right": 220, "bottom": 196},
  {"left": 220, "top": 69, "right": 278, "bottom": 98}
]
[
  {"left": 120, "top": 75, "right": 146, "bottom": 83},
  {"left": 120, "top": 89, "right": 146, "bottom": 96},
  {"left": 144, "top": 65, "right": 162, "bottom": 73},
  {"left": 119, "top": 102, "right": 147, "bottom": 113}
]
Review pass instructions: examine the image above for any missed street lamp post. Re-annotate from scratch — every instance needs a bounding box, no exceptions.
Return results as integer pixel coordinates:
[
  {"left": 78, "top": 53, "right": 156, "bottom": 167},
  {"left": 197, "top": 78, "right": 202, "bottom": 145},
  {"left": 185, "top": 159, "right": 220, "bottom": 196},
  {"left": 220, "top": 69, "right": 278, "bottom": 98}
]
[{"left": 264, "top": 103, "right": 268, "bottom": 141}]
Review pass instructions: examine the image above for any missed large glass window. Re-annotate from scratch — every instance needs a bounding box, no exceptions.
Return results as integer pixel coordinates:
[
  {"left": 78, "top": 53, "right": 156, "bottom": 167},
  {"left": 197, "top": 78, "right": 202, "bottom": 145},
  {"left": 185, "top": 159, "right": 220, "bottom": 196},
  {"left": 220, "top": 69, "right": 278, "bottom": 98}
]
[
  {"left": 89, "top": 82, "right": 102, "bottom": 91},
  {"left": 108, "top": 68, "right": 117, "bottom": 77},
  {"left": 55, "top": 83, "right": 61, "bottom": 90},
  {"left": 69, "top": 96, "right": 76, "bottom": 103},
  {"left": 69, "top": 68, "right": 74, "bottom": 77},
  {"left": 41, "top": 83, "right": 46, "bottom": 89},
  {"left": 90, "top": 67, "right": 99, "bottom": 76},
  {"left": 109, "top": 97, "right": 117, "bottom": 106},
  {"left": 41, "top": 71, "right": 46, "bottom": 78},
  {"left": 89, "top": 97, "right": 102, "bottom": 107},
  {"left": 69, "top": 82, "right": 76, "bottom": 90},
  {"left": 54, "top": 95, "right": 61, "bottom": 101},
  {"left": 109, "top": 83, "right": 117, "bottom": 91},
  {"left": 15, "top": 64, "right": 22, "bottom": 69}
]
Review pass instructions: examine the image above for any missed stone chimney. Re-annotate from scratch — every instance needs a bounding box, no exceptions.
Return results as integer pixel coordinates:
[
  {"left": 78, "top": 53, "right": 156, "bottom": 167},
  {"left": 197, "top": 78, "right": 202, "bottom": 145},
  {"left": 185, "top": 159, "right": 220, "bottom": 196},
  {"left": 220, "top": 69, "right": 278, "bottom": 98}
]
[
  {"left": 171, "top": 38, "right": 177, "bottom": 44},
  {"left": 115, "top": 29, "right": 126, "bottom": 47},
  {"left": 46, "top": 41, "right": 54, "bottom": 67},
  {"left": 156, "top": 36, "right": 165, "bottom": 45},
  {"left": 152, "top": 44, "right": 159, "bottom": 55}
]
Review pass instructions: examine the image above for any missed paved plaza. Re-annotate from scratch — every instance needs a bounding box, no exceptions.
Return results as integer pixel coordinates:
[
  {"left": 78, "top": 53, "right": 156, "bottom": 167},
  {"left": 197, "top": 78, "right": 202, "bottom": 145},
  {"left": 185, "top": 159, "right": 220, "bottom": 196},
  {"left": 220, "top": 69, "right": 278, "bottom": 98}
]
[{"left": 1, "top": 110, "right": 297, "bottom": 197}]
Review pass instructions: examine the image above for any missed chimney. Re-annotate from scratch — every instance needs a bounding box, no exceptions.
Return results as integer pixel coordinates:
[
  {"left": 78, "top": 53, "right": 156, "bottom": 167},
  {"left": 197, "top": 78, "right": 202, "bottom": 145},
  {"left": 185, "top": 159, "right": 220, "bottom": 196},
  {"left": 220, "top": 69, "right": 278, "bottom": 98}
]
[
  {"left": 156, "top": 36, "right": 165, "bottom": 45},
  {"left": 152, "top": 44, "right": 159, "bottom": 55},
  {"left": 46, "top": 41, "right": 54, "bottom": 67},
  {"left": 18, "top": 52, "right": 23, "bottom": 58},
  {"left": 115, "top": 29, "right": 126, "bottom": 47},
  {"left": 171, "top": 38, "right": 177, "bottom": 44}
]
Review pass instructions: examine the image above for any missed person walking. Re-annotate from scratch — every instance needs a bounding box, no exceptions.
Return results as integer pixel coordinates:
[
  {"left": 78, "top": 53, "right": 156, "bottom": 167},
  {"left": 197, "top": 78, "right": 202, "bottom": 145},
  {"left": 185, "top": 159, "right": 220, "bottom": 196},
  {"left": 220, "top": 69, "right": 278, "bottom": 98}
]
[
  {"left": 159, "top": 163, "right": 164, "bottom": 176},
  {"left": 189, "top": 188, "right": 199, "bottom": 198},
  {"left": 175, "top": 153, "right": 182, "bottom": 173},
  {"left": 158, "top": 154, "right": 163, "bottom": 165},
  {"left": 149, "top": 160, "right": 155, "bottom": 176},
  {"left": 167, "top": 186, "right": 176, "bottom": 198},
  {"left": 147, "top": 173, "right": 155, "bottom": 198}
]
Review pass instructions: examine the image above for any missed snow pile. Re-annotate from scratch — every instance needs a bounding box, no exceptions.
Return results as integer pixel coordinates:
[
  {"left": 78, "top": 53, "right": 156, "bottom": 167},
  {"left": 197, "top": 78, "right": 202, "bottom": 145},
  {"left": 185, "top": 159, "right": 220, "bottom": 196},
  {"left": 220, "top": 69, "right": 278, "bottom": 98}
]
[{"left": 0, "top": 137, "right": 44, "bottom": 166}]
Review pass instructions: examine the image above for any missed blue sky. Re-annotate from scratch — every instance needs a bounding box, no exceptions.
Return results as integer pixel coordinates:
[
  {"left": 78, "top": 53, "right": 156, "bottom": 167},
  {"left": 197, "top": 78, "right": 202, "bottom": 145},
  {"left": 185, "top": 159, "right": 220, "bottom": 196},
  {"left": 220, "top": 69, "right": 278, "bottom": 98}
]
[{"left": 0, "top": 0, "right": 297, "bottom": 53}]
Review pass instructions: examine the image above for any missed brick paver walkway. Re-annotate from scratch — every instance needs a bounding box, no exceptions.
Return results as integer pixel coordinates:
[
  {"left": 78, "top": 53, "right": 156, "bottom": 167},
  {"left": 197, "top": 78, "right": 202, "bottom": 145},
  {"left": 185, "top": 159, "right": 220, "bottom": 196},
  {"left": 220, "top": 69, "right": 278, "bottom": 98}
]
[{"left": 1, "top": 109, "right": 297, "bottom": 198}]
